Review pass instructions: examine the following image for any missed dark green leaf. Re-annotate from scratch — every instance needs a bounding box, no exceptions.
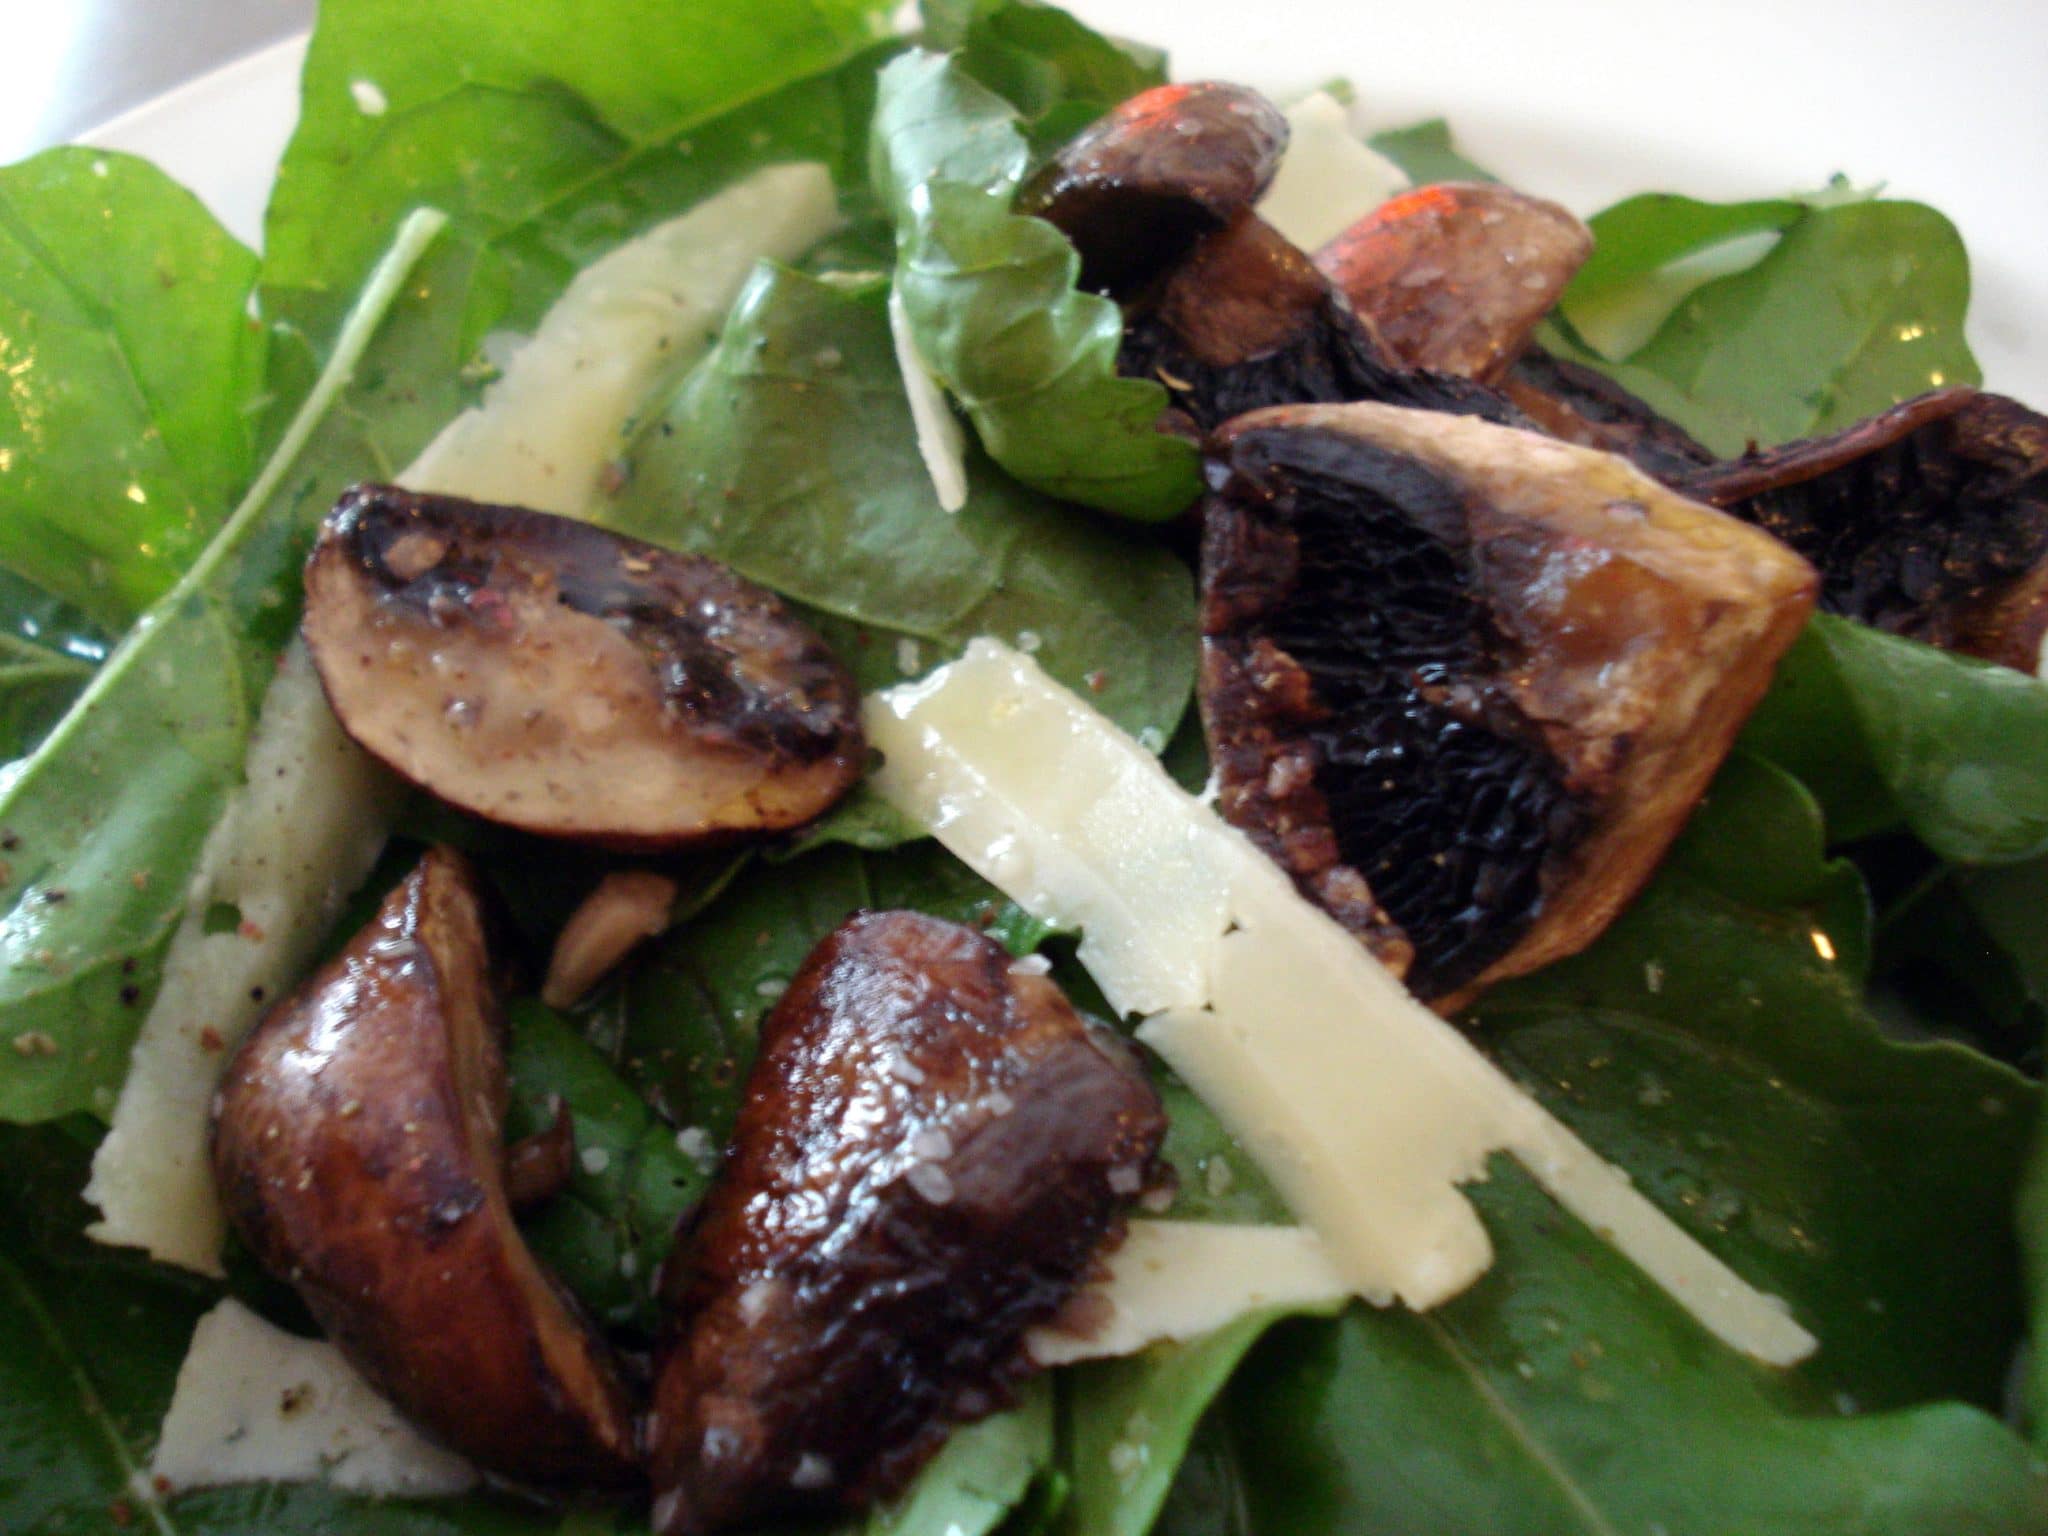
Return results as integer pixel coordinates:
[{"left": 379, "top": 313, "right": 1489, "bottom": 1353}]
[
  {"left": 611, "top": 263, "right": 1196, "bottom": 749},
  {"left": 1364, "top": 119, "right": 1496, "bottom": 185},
  {"left": 0, "top": 149, "right": 265, "bottom": 633},
  {"left": 1742, "top": 614, "right": 2048, "bottom": 862},
  {"left": 870, "top": 51, "right": 1201, "bottom": 519},
  {"left": 0, "top": 632, "right": 94, "bottom": 761},
  {"left": 1542, "top": 198, "right": 1978, "bottom": 455},
  {"left": 920, "top": 0, "right": 1166, "bottom": 152},
  {"left": 1224, "top": 1166, "right": 2048, "bottom": 1536}
]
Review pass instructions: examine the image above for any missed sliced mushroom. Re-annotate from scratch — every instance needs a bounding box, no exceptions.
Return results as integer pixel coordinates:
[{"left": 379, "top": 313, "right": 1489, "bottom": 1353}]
[
  {"left": 1315, "top": 182, "right": 1593, "bottom": 385},
  {"left": 542, "top": 870, "right": 680, "bottom": 1009},
  {"left": 1500, "top": 346, "right": 1719, "bottom": 483},
  {"left": 210, "top": 847, "right": 639, "bottom": 1486},
  {"left": 303, "top": 484, "right": 864, "bottom": 849},
  {"left": 646, "top": 911, "right": 1166, "bottom": 1535},
  {"left": 1020, "top": 81, "right": 1289, "bottom": 295},
  {"left": 1201, "top": 404, "right": 1817, "bottom": 1006},
  {"left": 1117, "top": 210, "right": 1516, "bottom": 435},
  {"left": 1681, "top": 388, "right": 2048, "bottom": 670}
]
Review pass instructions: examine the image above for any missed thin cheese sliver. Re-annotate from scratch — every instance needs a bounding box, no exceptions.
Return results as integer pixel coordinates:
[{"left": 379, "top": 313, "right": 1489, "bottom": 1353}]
[{"left": 866, "top": 638, "right": 1817, "bottom": 1365}]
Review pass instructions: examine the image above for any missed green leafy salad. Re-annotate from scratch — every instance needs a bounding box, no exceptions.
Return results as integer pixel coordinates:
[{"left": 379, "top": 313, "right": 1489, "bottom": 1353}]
[{"left": 4, "top": 0, "right": 2048, "bottom": 1532}]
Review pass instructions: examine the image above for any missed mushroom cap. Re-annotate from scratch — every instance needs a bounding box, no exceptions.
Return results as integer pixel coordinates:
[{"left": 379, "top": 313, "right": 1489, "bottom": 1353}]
[{"left": 303, "top": 484, "right": 864, "bottom": 850}]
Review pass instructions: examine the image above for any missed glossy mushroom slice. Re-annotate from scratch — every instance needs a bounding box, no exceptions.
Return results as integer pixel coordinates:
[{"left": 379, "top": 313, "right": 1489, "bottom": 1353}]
[
  {"left": 1201, "top": 403, "right": 1818, "bottom": 1006},
  {"left": 1019, "top": 80, "right": 1289, "bottom": 295},
  {"left": 646, "top": 911, "right": 1166, "bottom": 1535},
  {"left": 1681, "top": 388, "right": 2048, "bottom": 670},
  {"left": 210, "top": 847, "right": 639, "bottom": 1487},
  {"left": 1314, "top": 182, "right": 1593, "bottom": 385},
  {"left": 303, "top": 483, "right": 863, "bottom": 849},
  {"left": 1117, "top": 210, "right": 1516, "bottom": 435},
  {"left": 1501, "top": 346, "right": 1718, "bottom": 483}
]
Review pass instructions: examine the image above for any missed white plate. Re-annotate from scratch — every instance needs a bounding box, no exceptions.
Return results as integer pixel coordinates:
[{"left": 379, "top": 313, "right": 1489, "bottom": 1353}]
[{"left": 80, "top": 2, "right": 2048, "bottom": 403}]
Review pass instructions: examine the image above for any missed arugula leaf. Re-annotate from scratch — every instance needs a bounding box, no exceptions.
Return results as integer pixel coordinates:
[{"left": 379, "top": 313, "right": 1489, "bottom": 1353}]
[
  {"left": 1742, "top": 614, "right": 2048, "bottom": 861},
  {"left": 0, "top": 213, "right": 448, "bottom": 1124},
  {"left": 1541, "top": 197, "right": 1979, "bottom": 455},
  {"left": 0, "top": 150, "right": 266, "bottom": 634},
  {"left": 612, "top": 264, "right": 1196, "bottom": 748},
  {"left": 920, "top": 0, "right": 1167, "bottom": 152},
  {"left": 1222, "top": 1164, "right": 2048, "bottom": 1536},
  {"left": 864, "top": 1380, "right": 1053, "bottom": 1536},
  {"left": 870, "top": 51, "right": 1201, "bottom": 520}
]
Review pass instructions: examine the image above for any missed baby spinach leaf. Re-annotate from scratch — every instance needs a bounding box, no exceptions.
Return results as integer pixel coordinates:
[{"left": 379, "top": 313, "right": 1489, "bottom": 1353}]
[
  {"left": 503, "top": 1000, "right": 705, "bottom": 1335},
  {"left": 863, "top": 1379, "right": 1053, "bottom": 1536},
  {"left": 262, "top": 0, "right": 894, "bottom": 310},
  {"left": 1471, "top": 752, "right": 2032, "bottom": 1413},
  {"left": 612, "top": 263, "right": 1195, "bottom": 748},
  {"left": 920, "top": 0, "right": 1167, "bottom": 152},
  {"left": 870, "top": 51, "right": 1201, "bottom": 519},
  {"left": 0, "top": 150, "right": 266, "bottom": 635},
  {"left": 1542, "top": 197, "right": 1978, "bottom": 456},
  {"left": 1223, "top": 1164, "right": 2048, "bottom": 1536},
  {"left": 1365, "top": 119, "right": 1496, "bottom": 186},
  {"left": 0, "top": 213, "right": 448, "bottom": 1125},
  {"left": 1743, "top": 614, "right": 2048, "bottom": 862},
  {"left": 0, "top": 633, "right": 93, "bottom": 761},
  {"left": 2021, "top": 1105, "right": 2048, "bottom": 1447}
]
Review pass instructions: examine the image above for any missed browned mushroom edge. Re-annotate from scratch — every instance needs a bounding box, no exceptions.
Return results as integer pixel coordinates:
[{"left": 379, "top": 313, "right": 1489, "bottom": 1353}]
[
  {"left": 1200, "top": 403, "right": 1818, "bottom": 1007},
  {"left": 1315, "top": 181, "right": 1594, "bottom": 386},
  {"left": 1020, "top": 80, "right": 1289, "bottom": 295},
  {"left": 209, "top": 846, "right": 641, "bottom": 1489},
  {"left": 302, "top": 483, "right": 865, "bottom": 851},
  {"left": 1682, "top": 388, "right": 2048, "bottom": 671},
  {"left": 646, "top": 910, "right": 1167, "bottom": 1535}
]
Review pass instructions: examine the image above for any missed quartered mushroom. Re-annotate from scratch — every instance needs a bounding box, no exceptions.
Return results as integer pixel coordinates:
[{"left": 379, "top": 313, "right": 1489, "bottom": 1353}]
[
  {"left": 1020, "top": 80, "right": 1289, "bottom": 295},
  {"left": 209, "top": 847, "right": 640, "bottom": 1487},
  {"left": 1117, "top": 209, "right": 1515, "bottom": 434},
  {"left": 1682, "top": 388, "right": 2048, "bottom": 671},
  {"left": 1200, "top": 403, "right": 1817, "bottom": 1006},
  {"left": 303, "top": 484, "right": 864, "bottom": 849},
  {"left": 1315, "top": 182, "right": 1593, "bottom": 385},
  {"left": 1499, "top": 346, "right": 1719, "bottom": 483},
  {"left": 646, "top": 911, "right": 1166, "bottom": 1536}
]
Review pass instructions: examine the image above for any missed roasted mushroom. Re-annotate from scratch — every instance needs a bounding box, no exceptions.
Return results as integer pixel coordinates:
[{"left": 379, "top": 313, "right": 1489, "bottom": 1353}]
[
  {"left": 1019, "top": 80, "right": 1289, "bottom": 295},
  {"left": 1501, "top": 346, "right": 1719, "bottom": 483},
  {"left": 1117, "top": 210, "right": 1516, "bottom": 435},
  {"left": 646, "top": 911, "right": 1166, "bottom": 1535},
  {"left": 210, "top": 847, "right": 639, "bottom": 1486},
  {"left": 303, "top": 484, "right": 864, "bottom": 848},
  {"left": 1315, "top": 182, "right": 1593, "bottom": 385},
  {"left": 1201, "top": 403, "right": 1817, "bottom": 1005},
  {"left": 1682, "top": 388, "right": 2048, "bottom": 671}
]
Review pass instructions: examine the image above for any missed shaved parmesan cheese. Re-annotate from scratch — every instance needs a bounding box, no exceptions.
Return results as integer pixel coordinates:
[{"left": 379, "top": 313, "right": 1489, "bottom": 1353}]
[
  {"left": 86, "top": 643, "right": 398, "bottom": 1275},
  {"left": 1027, "top": 1222, "right": 1346, "bottom": 1366},
  {"left": 405, "top": 162, "right": 841, "bottom": 515},
  {"left": 152, "top": 1300, "right": 476, "bottom": 1498},
  {"left": 890, "top": 287, "right": 970, "bottom": 513},
  {"left": 867, "top": 640, "right": 1817, "bottom": 1364},
  {"left": 1257, "top": 92, "right": 1410, "bottom": 252}
]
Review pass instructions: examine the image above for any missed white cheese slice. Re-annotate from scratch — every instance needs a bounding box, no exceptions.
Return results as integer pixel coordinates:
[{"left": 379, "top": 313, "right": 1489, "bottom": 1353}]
[
  {"left": 866, "top": 639, "right": 1817, "bottom": 1364},
  {"left": 1257, "top": 91, "right": 1411, "bottom": 253},
  {"left": 85, "top": 642, "right": 399, "bottom": 1275},
  {"left": 1026, "top": 1222, "right": 1346, "bottom": 1367},
  {"left": 151, "top": 1300, "right": 476, "bottom": 1498},
  {"left": 890, "top": 287, "right": 970, "bottom": 513},
  {"left": 404, "top": 161, "right": 842, "bottom": 515}
]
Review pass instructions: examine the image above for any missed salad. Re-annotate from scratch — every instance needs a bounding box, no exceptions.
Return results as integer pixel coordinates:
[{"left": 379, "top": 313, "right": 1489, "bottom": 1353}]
[{"left": 4, "top": 0, "right": 2048, "bottom": 1533}]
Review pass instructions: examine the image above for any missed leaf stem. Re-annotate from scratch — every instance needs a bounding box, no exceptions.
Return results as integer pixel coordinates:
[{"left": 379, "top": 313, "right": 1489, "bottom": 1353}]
[{"left": 0, "top": 208, "right": 448, "bottom": 812}]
